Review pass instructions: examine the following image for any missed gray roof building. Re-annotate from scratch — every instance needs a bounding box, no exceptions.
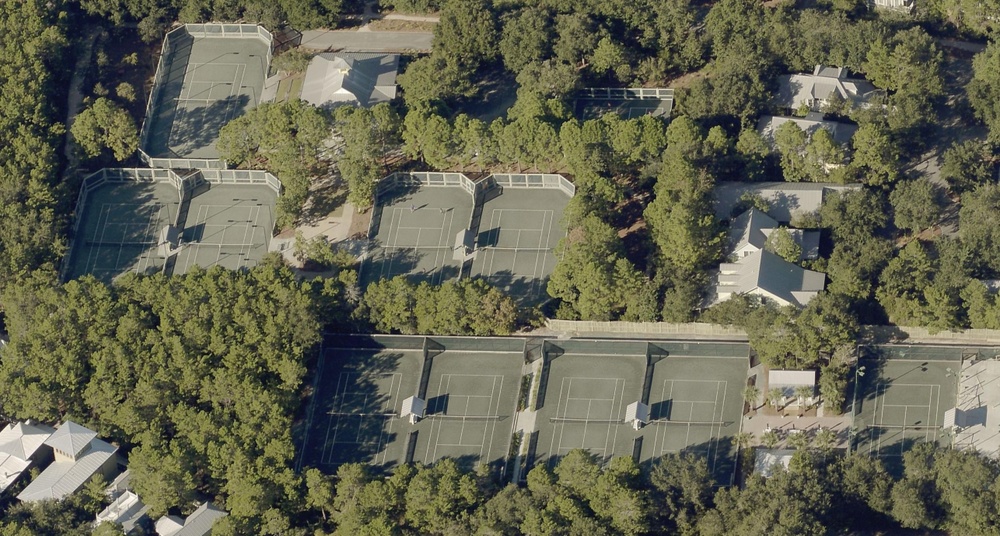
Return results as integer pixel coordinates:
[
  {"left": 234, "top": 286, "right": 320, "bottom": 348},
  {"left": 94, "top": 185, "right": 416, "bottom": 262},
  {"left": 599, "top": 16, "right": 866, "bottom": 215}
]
[
  {"left": 713, "top": 181, "right": 861, "bottom": 223},
  {"left": 0, "top": 421, "right": 55, "bottom": 493},
  {"left": 17, "top": 421, "right": 118, "bottom": 502},
  {"left": 775, "top": 65, "right": 879, "bottom": 111},
  {"left": 727, "top": 209, "right": 820, "bottom": 261},
  {"left": 757, "top": 113, "right": 858, "bottom": 147},
  {"left": 301, "top": 53, "right": 399, "bottom": 109},
  {"left": 155, "top": 502, "right": 228, "bottom": 536},
  {"left": 716, "top": 250, "right": 826, "bottom": 307}
]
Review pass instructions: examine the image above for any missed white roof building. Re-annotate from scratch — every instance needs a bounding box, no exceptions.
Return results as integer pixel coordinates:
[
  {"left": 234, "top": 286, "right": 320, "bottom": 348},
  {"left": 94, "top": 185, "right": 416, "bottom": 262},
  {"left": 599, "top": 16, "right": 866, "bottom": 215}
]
[
  {"left": 754, "top": 448, "right": 795, "bottom": 478},
  {"left": 17, "top": 421, "right": 118, "bottom": 502},
  {"left": 96, "top": 490, "right": 150, "bottom": 534},
  {"left": 775, "top": 65, "right": 880, "bottom": 111},
  {"left": 156, "top": 502, "right": 228, "bottom": 536},
  {"left": 301, "top": 53, "right": 399, "bottom": 109},
  {"left": 0, "top": 421, "right": 55, "bottom": 493},
  {"left": 768, "top": 369, "right": 818, "bottom": 400}
]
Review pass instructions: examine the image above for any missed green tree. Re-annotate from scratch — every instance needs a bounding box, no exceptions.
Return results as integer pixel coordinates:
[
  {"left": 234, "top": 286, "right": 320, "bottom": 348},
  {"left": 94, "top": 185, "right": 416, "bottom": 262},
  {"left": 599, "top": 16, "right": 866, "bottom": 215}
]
[
  {"left": 764, "top": 227, "right": 802, "bottom": 263},
  {"left": 850, "top": 123, "right": 901, "bottom": 186},
  {"left": 969, "top": 42, "right": 1000, "bottom": 143},
  {"left": 941, "top": 139, "right": 995, "bottom": 194},
  {"left": 71, "top": 97, "right": 138, "bottom": 161},
  {"left": 890, "top": 179, "right": 944, "bottom": 234},
  {"left": 959, "top": 183, "right": 1000, "bottom": 275},
  {"left": 499, "top": 7, "right": 552, "bottom": 73}
]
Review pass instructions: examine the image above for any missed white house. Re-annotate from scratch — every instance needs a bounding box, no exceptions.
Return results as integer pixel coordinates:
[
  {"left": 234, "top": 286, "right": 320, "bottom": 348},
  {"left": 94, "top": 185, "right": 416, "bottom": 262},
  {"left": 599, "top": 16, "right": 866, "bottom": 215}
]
[
  {"left": 0, "top": 421, "right": 56, "bottom": 494},
  {"left": 775, "top": 65, "right": 880, "bottom": 111},
  {"left": 715, "top": 250, "right": 826, "bottom": 307},
  {"left": 871, "top": 0, "right": 915, "bottom": 12},
  {"left": 155, "top": 502, "right": 228, "bottom": 536},
  {"left": 17, "top": 421, "right": 118, "bottom": 502},
  {"left": 768, "top": 369, "right": 818, "bottom": 407},
  {"left": 757, "top": 113, "right": 858, "bottom": 148},
  {"left": 754, "top": 448, "right": 795, "bottom": 478},
  {"left": 713, "top": 182, "right": 862, "bottom": 223},
  {"left": 301, "top": 53, "right": 399, "bottom": 109}
]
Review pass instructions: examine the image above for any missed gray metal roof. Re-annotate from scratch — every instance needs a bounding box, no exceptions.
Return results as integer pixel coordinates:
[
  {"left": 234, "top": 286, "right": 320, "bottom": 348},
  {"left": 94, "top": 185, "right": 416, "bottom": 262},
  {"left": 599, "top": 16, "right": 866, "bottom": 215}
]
[
  {"left": 17, "top": 438, "right": 117, "bottom": 502},
  {"left": 757, "top": 114, "right": 858, "bottom": 147},
  {"left": 301, "top": 53, "right": 399, "bottom": 109},
  {"left": 157, "top": 502, "right": 228, "bottom": 536},
  {"left": 0, "top": 421, "right": 54, "bottom": 461},
  {"left": 774, "top": 65, "right": 879, "bottom": 109},
  {"left": 44, "top": 421, "right": 97, "bottom": 458},
  {"left": 717, "top": 250, "right": 825, "bottom": 307},
  {"left": 713, "top": 182, "right": 861, "bottom": 222},
  {"left": 727, "top": 209, "right": 821, "bottom": 261}
]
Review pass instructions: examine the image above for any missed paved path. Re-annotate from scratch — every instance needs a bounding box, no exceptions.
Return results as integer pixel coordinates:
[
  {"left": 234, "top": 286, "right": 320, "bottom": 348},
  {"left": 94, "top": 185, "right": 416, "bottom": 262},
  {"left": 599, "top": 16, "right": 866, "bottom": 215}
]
[
  {"left": 300, "top": 29, "right": 432, "bottom": 52},
  {"left": 63, "top": 28, "right": 100, "bottom": 178},
  {"left": 937, "top": 38, "right": 986, "bottom": 54}
]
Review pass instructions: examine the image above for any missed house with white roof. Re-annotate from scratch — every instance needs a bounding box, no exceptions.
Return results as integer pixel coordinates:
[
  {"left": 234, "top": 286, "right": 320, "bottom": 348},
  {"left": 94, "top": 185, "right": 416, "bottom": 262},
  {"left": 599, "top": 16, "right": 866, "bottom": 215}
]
[
  {"left": 0, "top": 421, "right": 55, "bottom": 494},
  {"left": 727, "top": 208, "right": 820, "bottom": 261},
  {"left": 872, "top": 0, "right": 915, "bottom": 12},
  {"left": 301, "top": 53, "right": 399, "bottom": 109},
  {"left": 715, "top": 250, "right": 826, "bottom": 307},
  {"left": 155, "top": 502, "right": 228, "bottom": 536},
  {"left": 17, "top": 421, "right": 118, "bottom": 502},
  {"left": 775, "top": 65, "right": 880, "bottom": 111},
  {"left": 95, "top": 470, "right": 151, "bottom": 535},
  {"left": 757, "top": 113, "right": 858, "bottom": 148}
]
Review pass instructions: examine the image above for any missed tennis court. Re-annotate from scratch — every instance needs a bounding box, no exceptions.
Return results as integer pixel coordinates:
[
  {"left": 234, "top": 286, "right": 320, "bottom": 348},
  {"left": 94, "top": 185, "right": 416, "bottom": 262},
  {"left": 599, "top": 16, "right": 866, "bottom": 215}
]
[
  {"left": 361, "top": 184, "right": 472, "bottom": 287},
  {"left": 66, "top": 181, "right": 179, "bottom": 281},
  {"left": 143, "top": 28, "right": 269, "bottom": 159},
  {"left": 300, "top": 335, "right": 522, "bottom": 472},
  {"left": 66, "top": 175, "right": 276, "bottom": 282},
  {"left": 574, "top": 88, "right": 674, "bottom": 121},
  {"left": 415, "top": 350, "right": 522, "bottom": 469},
  {"left": 308, "top": 344, "right": 424, "bottom": 468},
  {"left": 643, "top": 342, "right": 749, "bottom": 485},
  {"left": 471, "top": 189, "right": 566, "bottom": 301},
  {"left": 852, "top": 345, "right": 961, "bottom": 466},
  {"left": 533, "top": 341, "right": 647, "bottom": 465}
]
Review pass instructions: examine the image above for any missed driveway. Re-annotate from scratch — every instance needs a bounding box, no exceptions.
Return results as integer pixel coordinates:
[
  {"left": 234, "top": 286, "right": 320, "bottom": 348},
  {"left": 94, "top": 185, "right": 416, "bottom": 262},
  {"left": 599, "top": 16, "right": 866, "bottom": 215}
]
[{"left": 300, "top": 29, "right": 432, "bottom": 52}]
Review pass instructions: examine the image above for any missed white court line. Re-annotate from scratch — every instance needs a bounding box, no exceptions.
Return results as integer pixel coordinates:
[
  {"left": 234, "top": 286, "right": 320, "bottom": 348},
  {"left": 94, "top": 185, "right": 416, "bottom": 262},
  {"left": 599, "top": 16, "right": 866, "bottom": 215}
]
[
  {"left": 84, "top": 204, "right": 112, "bottom": 273},
  {"left": 608, "top": 378, "right": 624, "bottom": 459}
]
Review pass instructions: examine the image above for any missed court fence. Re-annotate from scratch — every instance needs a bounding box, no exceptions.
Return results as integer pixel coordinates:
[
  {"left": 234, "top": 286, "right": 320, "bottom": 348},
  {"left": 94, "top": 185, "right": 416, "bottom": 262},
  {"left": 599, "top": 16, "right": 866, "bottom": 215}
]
[
  {"left": 577, "top": 88, "right": 675, "bottom": 100},
  {"left": 61, "top": 167, "right": 282, "bottom": 280},
  {"left": 138, "top": 23, "right": 274, "bottom": 169},
  {"left": 376, "top": 172, "right": 576, "bottom": 200}
]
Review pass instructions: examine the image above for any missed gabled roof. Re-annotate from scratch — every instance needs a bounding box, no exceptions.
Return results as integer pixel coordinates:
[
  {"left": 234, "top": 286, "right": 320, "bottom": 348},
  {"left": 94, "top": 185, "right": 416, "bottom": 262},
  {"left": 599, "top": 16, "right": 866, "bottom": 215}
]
[
  {"left": 717, "top": 250, "right": 826, "bottom": 307},
  {"left": 774, "top": 65, "right": 879, "bottom": 109},
  {"left": 17, "top": 437, "right": 117, "bottom": 502},
  {"left": 0, "top": 421, "right": 55, "bottom": 461},
  {"left": 157, "top": 502, "right": 228, "bottom": 536},
  {"left": 96, "top": 490, "right": 150, "bottom": 533},
  {"left": 757, "top": 114, "right": 858, "bottom": 147},
  {"left": 45, "top": 421, "right": 97, "bottom": 457},
  {"left": 727, "top": 209, "right": 821, "bottom": 261},
  {"left": 713, "top": 182, "right": 861, "bottom": 223},
  {"left": 728, "top": 208, "right": 779, "bottom": 254},
  {"left": 301, "top": 53, "right": 399, "bottom": 109}
]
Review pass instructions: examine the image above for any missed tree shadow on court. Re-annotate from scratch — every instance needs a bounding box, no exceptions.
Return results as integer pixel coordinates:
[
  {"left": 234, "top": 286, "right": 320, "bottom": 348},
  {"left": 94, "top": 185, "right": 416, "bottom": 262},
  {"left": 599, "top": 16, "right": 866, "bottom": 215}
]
[
  {"left": 168, "top": 95, "right": 250, "bottom": 156},
  {"left": 305, "top": 349, "right": 404, "bottom": 471},
  {"left": 478, "top": 271, "right": 551, "bottom": 307},
  {"left": 378, "top": 182, "right": 424, "bottom": 206},
  {"left": 361, "top": 248, "right": 462, "bottom": 288}
]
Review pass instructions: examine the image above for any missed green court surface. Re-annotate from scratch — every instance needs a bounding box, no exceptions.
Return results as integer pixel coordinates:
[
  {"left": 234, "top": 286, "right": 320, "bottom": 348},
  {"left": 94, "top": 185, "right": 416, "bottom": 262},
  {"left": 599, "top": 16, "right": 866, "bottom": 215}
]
[
  {"left": 530, "top": 339, "right": 749, "bottom": 485},
  {"left": 361, "top": 185, "right": 472, "bottom": 287},
  {"left": 67, "top": 180, "right": 276, "bottom": 282},
  {"left": 852, "top": 345, "right": 961, "bottom": 468},
  {"left": 301, "top": 335, "right": 523, "bottom": 473},
  {"left": 574, "top": 98, "right": 673, "bottom": 120},
  {"left": 470, "top": 189, "right": 567, "bottom": 301},
  {"left": 144, "top": 30, "right": 269, "bottom": 159}
]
